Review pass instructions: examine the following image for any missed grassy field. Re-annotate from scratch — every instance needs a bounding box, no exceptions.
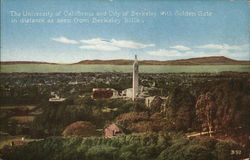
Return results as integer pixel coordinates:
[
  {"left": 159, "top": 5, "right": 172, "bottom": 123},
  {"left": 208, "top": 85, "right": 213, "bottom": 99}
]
[
  {"left": 1, "top": 64, "right": 250, "bottom": 73},
  {"left": 9, "top": 116, "right": 35, "bottom": 123},
  {"left": 0, "top": 135, "right": 23, "bottom": 149},
  {"left": 0, "top": 135, "right": 40, "bottom": 149},
  {"left": 0, "top": 105, "right": 36, "bottom": 110}
]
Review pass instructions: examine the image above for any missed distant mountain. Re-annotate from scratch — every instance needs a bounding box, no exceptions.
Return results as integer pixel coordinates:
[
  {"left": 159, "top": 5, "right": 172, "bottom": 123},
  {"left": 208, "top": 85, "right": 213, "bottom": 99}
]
[
  {"left": 1, "top": 56, "right": 250, "bottom": 65},
  {"left": 74, "top": 59, "right": 134, "bottom": 65},
  {"left": 1, "top": 60, "right": 134, "bottom": 65},
  {"left": 75, "top": 56, "right": 250, "bottom": 65}
]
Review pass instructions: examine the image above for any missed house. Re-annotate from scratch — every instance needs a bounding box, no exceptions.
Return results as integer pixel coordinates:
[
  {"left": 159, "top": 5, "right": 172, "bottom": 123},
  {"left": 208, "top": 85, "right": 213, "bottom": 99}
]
[
  {"left": 104, "top": 124, "right": 123, "bottom": 138},
  {"left": 92, "top": 88, "right": 119, "bottom": 99}
]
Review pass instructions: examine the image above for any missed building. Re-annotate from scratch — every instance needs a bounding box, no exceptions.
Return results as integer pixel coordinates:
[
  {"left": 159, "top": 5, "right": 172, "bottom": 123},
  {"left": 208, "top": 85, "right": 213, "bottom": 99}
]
[
  {"left": 49, "top": 94, "right": 66, "bottom": 102},
  {"left": 121, "top": 88, "right": 133, "bottom": 98},
  {"left": 122, "top": 86, "right": 149, "bottom": 99},
  {"left": 104, "top": 124, "right": 123, "bottom": 138},
  {"left": 122, "top": 55, "right": 154, "bottom": 100},
  {"left": 92, "top": 88, "right": 119, "bottom": 99},
  {"left": 132, "top": 55, "right": 139, "bottom": 101}
]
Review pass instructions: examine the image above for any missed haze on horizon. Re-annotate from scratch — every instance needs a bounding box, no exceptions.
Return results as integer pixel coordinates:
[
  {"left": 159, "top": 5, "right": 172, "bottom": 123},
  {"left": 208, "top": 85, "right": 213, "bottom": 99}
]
[{"left": 1, "top": 0, "right": 249, "bottom": 63}]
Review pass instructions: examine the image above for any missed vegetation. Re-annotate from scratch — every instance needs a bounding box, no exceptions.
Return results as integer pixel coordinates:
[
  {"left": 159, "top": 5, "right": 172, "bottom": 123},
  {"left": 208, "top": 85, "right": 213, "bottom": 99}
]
[
  {"left": 62, "top": 121, "right": 96, "bottom": 137},
  {"left": 0, "top": 72, "right": 249, "bottom": 159},
  {"left": 195, "top": 92, "right": 216, "bottom": 136},
  {"left": 2, "top": 133, "right": 245, "bottom": 160},
  {"left": 29, "top": 97, "right": 146, "bottom": 138}
]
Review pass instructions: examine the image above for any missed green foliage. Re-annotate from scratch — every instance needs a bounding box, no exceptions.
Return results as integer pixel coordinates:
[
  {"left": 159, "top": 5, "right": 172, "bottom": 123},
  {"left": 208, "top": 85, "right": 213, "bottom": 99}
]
[
  {"left": 209, "top": 79, "right": 250, "bottom": 134},
  {"left": 165, "top": 87, "right": 196, "bottom": 131},
  {"left": 215, "top": 140, "right": 243, "bottom": 160},
  {"left": 3, "top": 133, "right": 244, "bottom": 160},
  {"left": 30, "top": 97, "right": 144, "bottom": 138},
  {"left": 86, "top": 145, "right": 118, "bottom": 160}
]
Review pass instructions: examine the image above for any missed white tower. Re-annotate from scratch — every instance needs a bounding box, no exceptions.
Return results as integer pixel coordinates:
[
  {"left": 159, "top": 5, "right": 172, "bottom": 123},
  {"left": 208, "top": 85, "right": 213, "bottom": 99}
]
[{"left": 132, "top": 55, "right": 139, "bottom": 101}]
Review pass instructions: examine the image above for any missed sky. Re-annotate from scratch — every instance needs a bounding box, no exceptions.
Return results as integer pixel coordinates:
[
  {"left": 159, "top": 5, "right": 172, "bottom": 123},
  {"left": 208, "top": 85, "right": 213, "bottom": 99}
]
[{"left": 1, "top": 0, "right": 249, "bottom": 63}]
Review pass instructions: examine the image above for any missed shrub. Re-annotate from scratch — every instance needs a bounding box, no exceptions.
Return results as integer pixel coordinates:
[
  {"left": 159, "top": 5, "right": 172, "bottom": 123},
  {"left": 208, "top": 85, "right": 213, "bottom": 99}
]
[
  {"left": 116, "top": 112, "right": 149, "bottom": 128},
  {"left": 86, "top": 145, "right": 118, "bottom": 160},
  {"left": 62, "top": 121, "right": 96, "bottom": 137}
]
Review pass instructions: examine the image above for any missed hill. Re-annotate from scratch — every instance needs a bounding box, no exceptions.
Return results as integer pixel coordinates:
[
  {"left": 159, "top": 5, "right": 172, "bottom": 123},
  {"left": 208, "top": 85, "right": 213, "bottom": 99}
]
[
  {"left": 75, "top": 56, "right": 250, "bottom": 65},
  {"left": 1, "top": 56, "right": 249, "bottom": 65},
  {"left": 164, "top": 56, "right": 250, "bottom": 65},
  {"left": 74, "top": 59, "right": 133, "bottom": 65}
]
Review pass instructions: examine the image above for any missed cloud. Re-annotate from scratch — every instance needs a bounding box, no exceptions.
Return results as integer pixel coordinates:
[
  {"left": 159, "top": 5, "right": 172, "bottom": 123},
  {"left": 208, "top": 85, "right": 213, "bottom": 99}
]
[
  {"left": 80, "top": 38, "right": 108, "bottom": 45},
  {"left": 181, "top": 48, "right": 249, "bottom": 60},
  {"left": 194, "top": 43, "right": 249, "bottom": 59},
  {"left": 80, "top": 38, "right": 155, "bottom": 51},
  {"left": 196, "top": 44, "right": 240, "bottom": 50},
  {"left": 147, "top": 43, "right": 249, "bottom": 60},
  {"left": 51, "top": 36, "right": 79, "bottom": 44},
  {"left": 51, "top": 37, "right": 155, "bottom": 52},
  {"left": 239, "top": 44, "right": 249, "bottom": 50},
  {"left": 169, "top": 45, "right": 190, "bottom": 51},
  {"left": 79, "top": 44, "right": 120, "bottom": 51},
  {"left": 110, "top": 39, "right": 155, "bottom": 49},
  {"left": 147, "top": 49, "right": 182, "bottom": 57}
]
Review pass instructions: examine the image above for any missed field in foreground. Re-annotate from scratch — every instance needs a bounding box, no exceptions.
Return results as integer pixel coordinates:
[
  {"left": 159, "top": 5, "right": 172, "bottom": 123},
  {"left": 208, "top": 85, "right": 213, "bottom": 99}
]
[{"left": 1, "top": 64, "right": 250, "bottom": 73}]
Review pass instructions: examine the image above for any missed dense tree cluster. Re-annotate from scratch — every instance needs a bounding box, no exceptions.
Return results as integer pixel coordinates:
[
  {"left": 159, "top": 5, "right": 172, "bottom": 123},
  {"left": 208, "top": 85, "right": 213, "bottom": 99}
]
[
  {"left": 2, "top": 133, "right": 245, "bottom": 160},
  {"left": 116, "top": 112, "right": 169, "bottom": 133},
  {"left": 195, "top": 92, "right": 216, "bottom": 136},
  {"left": 29, "top": 97, "right": 146, "bottom": 137}
]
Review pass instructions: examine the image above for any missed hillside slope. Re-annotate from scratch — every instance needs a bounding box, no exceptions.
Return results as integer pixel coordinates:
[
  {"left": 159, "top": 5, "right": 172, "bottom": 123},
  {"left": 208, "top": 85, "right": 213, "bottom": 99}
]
[
  {"left": 75, "top": 56, "right": 250, "bottom": 65},
  {"left": 1, "top": 56, "right": 249, "bottom": 65}
]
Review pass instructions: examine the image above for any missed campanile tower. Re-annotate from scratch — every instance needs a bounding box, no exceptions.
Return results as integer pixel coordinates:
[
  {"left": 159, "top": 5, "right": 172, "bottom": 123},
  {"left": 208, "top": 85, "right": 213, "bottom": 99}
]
[{"left": 132, "top": 55, "right": 139, "bottom": 101}]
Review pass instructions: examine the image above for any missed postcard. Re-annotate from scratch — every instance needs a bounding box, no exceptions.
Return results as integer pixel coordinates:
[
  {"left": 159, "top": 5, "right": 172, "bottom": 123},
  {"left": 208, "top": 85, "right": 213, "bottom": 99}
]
[{"left": 0, "top": 0, "right": 249, "bottom": 160}]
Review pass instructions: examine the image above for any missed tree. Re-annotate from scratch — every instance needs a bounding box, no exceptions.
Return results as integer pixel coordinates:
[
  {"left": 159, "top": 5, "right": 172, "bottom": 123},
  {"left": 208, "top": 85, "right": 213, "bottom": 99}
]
[
  {"left": 62, "top": 121, "right": 96, "bottom": 137},
  {"left": 165, "top": 87, "right": 196, "bottom": 131},
  {"left": 195, "top": 92, "right": 216, "bottom": 137},
  {"left": 149, "top": 96, "right": 164, "bottom": 112}
]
